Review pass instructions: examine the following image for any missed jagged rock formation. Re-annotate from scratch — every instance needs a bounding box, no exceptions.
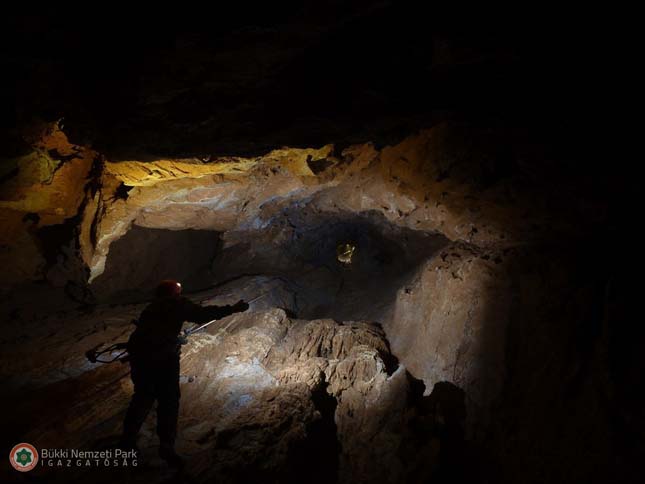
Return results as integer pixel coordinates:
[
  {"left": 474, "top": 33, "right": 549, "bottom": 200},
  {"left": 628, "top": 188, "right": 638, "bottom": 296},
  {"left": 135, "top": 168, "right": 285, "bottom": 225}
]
[
  {"left": 1, "top": 120, "right": 601, "bottom": 293},
  {"left": 181, "top": 309, "right": 425, "bottom": 484},
  {"left": 1, "top": 303, "right": 443, "bottom": 484}
]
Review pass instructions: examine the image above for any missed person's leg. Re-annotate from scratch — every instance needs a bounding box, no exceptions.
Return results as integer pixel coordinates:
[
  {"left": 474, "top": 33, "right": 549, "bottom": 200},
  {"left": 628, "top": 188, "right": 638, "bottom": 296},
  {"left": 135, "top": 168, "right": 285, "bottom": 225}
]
[
  {"left": 156, "top": 358, "right": 183, "bottom": 467},
  {"left": 121, "top": 362, "right": 155, "bottom": 448}
]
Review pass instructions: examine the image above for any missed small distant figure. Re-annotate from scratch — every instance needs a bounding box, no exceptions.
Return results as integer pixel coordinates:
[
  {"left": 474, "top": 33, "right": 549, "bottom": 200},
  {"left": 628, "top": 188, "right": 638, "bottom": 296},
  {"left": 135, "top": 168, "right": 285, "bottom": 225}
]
[{"left": 120, "top": 279, "right": 249, "bottom": 468}]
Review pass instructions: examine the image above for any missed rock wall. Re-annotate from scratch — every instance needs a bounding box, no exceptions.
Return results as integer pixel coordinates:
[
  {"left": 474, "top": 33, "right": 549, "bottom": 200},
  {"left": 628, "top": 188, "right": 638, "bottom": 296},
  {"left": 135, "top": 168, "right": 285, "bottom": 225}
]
[
  {"left": 389, "top": 243, "right": 511, "bottom": 438},
  {"left": 1, "top": 120, "right": 602, "bottom": 294},
  {"left": 0, "top": 123, "right": 97, "bottom": 287}
]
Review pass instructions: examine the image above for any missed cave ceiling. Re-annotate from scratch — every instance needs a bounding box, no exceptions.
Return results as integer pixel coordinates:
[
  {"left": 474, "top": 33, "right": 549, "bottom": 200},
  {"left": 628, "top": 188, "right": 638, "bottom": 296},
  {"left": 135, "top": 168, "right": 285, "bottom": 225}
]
[
  {"left": 0, "top": 5, "right": 610, "bottom": 294},
  {"left": 3, "top": 5, "right": 592, "bottom": 160}
]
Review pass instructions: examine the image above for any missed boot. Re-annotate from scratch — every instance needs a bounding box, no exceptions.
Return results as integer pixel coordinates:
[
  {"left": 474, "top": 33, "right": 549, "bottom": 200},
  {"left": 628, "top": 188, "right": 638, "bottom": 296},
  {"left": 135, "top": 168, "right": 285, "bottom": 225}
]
[
  {"left": 159, "top": 445, "right": 184, "bottom": 470},
  {"left": 118, "top": 436, "right": 140, "bottom": 457}
]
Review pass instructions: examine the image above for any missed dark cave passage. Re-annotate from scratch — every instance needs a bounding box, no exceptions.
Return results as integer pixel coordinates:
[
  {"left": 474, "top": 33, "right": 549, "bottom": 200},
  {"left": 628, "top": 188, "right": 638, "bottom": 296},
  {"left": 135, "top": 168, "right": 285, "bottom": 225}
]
[
  {"left": 210, "top": 210, "right": 450, "bottom": 322},
  {"left": 91, "top": 226, "right": 221, "bottom": 303},
  {"left": 91, "top": 209, "right": 450, "bottom": 325}
]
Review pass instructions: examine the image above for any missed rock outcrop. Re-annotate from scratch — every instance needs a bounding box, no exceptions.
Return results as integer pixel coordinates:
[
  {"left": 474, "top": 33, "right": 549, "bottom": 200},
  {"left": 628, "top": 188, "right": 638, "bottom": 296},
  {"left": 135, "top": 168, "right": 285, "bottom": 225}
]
[
  {"left": 180, "top": 309, "right": 427, "bottom": 484},
  {"left": 389, "top": 243, "right": 511, "bottom": 438},
  {"left": 1, "top": 303, "right": 441, "bottom": 484}
]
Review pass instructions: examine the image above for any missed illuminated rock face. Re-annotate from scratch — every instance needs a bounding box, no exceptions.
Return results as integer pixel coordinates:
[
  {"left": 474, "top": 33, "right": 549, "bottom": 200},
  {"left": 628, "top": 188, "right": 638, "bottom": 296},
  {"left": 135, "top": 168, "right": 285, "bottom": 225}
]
[
  {"left": 0, "top": 124, "right": 97, "bottom": 286},
  {"left": 0, "top": 120, "right": 593, "bottom": 291},
  {"left": 390, "top": 244, "right": 512, "bottom": 437},
  {"left": 180, "top": 308, "right": 429, "bottom": 484},
  {"left": 4, "top": 304, "right": 438, "bottom": 484}
]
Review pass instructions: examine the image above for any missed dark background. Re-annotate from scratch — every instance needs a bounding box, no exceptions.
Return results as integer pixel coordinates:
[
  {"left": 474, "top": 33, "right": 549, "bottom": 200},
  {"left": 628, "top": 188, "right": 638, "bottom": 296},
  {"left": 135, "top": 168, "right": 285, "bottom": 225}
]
[{"left": 2, "top": 4, "right": 602, "bottom": 160}]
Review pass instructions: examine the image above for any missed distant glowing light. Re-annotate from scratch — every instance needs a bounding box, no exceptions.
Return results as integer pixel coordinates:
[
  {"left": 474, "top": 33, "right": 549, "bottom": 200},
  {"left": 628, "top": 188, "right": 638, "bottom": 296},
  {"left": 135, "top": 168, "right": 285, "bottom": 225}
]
[{"left": 337, "top": 243, "right": 356, "bottom": 264}]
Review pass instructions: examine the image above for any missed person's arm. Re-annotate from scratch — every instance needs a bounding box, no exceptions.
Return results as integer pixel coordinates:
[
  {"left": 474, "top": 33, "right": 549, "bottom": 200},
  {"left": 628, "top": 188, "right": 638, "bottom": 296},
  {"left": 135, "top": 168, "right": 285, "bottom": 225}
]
[
  {"left": 181, "top": 298, "right": 249, "bottom": 325},
  {"left": 201, "top": 300, "right": 249, "bottom": 322}
]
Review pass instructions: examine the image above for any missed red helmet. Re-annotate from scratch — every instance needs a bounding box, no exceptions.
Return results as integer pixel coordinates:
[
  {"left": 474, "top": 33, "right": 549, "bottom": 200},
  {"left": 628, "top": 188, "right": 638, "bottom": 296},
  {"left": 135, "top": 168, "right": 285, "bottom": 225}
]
[{"left": 156, "top": 279, "right": 182, "bottom": 299}]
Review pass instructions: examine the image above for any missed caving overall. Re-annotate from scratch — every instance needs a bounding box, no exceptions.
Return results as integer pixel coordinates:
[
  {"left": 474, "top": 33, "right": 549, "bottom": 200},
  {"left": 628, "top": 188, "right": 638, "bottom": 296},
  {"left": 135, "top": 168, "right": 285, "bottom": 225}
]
[{"left": 121, "top": 295, "right": 246, "bottom": 465}]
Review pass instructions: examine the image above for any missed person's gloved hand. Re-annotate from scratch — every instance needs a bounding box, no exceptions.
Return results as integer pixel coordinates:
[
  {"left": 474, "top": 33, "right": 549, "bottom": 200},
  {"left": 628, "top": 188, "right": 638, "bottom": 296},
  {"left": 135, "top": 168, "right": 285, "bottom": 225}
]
[{"left": 231, "top": 299, "right": 249, "bottom": 313}]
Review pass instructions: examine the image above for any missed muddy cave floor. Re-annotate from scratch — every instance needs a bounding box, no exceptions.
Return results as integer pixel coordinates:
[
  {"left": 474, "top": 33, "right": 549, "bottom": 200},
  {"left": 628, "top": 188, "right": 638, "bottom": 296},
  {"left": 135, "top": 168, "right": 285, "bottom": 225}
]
[{"left": 1, "top": 266, "right": 459, "bottom": 484}]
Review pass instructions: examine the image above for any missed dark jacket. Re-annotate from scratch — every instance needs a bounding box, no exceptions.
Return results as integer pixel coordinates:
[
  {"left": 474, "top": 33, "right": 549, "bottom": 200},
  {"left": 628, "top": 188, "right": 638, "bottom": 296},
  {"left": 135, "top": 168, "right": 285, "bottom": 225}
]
[{"left": 127, "top": 296, "right": 237, "bottom": 363}]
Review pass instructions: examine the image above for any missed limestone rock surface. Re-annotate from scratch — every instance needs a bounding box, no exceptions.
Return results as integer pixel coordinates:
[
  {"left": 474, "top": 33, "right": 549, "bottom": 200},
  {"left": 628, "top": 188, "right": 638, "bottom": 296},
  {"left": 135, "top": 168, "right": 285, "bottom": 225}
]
[{"left": 1, "top": 302, "right": 438, "bottom": 484}]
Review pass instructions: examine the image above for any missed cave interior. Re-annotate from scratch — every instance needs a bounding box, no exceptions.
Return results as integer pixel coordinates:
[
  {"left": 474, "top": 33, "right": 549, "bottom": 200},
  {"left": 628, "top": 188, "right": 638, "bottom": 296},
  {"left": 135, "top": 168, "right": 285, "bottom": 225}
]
[{"left": 0, "top": 5, "right": 636, "bottom": 484}]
